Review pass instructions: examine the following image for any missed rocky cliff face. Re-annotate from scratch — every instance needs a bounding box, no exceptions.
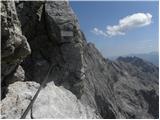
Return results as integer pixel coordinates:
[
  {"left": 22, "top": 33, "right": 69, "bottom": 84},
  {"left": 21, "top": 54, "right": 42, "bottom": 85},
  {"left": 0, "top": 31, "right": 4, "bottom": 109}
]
[
  {"left": 1, "top": 1, "right": 159, "bottom": 119},
  {"left": 1, "top": 1, "right": 31, "bottom": 99}
]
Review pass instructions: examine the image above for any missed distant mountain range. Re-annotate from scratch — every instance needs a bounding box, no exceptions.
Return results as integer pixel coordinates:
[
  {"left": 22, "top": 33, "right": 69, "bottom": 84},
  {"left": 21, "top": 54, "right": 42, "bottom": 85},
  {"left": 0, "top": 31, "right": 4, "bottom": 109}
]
[{"left": 109, "top": 51, "right": 159, "bottom": 66}]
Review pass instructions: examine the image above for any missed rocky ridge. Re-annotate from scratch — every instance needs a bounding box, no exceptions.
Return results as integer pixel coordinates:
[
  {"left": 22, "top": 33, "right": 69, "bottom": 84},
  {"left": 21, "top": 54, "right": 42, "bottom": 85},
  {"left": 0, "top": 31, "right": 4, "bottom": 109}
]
[{"left": 1, "top": 1, "right": 159, "bottom": 119}]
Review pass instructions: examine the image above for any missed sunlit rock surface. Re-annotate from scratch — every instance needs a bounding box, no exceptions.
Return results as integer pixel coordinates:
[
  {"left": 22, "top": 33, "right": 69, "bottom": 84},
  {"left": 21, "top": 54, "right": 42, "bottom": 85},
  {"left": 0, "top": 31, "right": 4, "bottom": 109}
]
[
  {"left": 1, "top": 1, "right": 159, "bottom": 119},
  {"left": 1, "top": 81, "right": 98, "bottom": 119}
]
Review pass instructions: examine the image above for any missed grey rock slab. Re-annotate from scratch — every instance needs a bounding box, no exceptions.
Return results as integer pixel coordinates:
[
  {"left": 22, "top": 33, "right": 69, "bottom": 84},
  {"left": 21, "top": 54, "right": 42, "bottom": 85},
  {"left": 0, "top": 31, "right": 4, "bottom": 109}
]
[
  {"left": 1, "top": 81, "right": 39, "bottom": 119},
  {"left": 1, "top": 81, "right": 99, "bottom": 119}
]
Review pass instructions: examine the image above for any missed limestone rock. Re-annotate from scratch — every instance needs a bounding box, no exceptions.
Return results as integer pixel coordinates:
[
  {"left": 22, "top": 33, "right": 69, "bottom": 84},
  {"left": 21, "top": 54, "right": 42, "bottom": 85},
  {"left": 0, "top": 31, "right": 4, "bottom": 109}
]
[
  {"left": 1, "top": 1, "right": 31, "bottom": 84},
  {"left": 17, "top": 1, "right": 86, "bottom": 98},
  {"left": 1, "top": 81, "right": 39, "bottom": 119},
  {"left": 31, "top": 81, "right": 99, "bottom": 119},
  {"left": 1, "top": 81, "right": 99, "bottom": 119},
  {"left": 81, "top": 44, "right": 158, "bottom": 118},
  {"left": 1, "top": 1, "right": 159, "bottom": 119}
]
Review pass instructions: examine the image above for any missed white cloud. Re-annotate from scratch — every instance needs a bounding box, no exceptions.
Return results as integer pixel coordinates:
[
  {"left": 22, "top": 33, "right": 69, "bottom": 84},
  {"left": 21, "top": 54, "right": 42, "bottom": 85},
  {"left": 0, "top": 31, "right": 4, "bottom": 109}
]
[
  {"left": 92, "top": 13, "right": 152, "bottom": 37},
  {"left": 91, "top": 27, "right": 108, "bottom": 37}
]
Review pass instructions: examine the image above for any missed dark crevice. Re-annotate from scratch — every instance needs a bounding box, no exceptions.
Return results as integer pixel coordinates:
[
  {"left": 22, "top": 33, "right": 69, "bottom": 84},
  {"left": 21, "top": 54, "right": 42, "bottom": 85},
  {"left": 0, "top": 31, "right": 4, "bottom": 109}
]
[
  {"left": 94, "top": 89, "right": 116, "bottom": 119},
  {"left": 1, "top": 64, "right": 19, "bottom": 100},
  {"left": 140, "top": 90, "right": 159, "bottom": 118},
  {"left": 57, "top": 41, "right": 72, "bottom": 47},
  {"left": 95, "top": 94, "right": 116, "bottom": 119}
]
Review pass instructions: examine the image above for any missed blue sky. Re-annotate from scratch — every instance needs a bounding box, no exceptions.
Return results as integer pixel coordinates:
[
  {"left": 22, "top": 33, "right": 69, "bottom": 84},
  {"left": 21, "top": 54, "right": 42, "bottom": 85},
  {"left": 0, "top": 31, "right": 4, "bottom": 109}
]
[{"left": 70, "top": 1, "right": 159, "bottom": 57}]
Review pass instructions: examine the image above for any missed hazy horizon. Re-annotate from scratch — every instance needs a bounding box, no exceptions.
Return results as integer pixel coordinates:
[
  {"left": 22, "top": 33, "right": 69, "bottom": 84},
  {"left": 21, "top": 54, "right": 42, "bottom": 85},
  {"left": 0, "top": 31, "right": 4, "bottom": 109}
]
[{"left": 107, "top": 51, "right": 159, "bottom": 58}]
